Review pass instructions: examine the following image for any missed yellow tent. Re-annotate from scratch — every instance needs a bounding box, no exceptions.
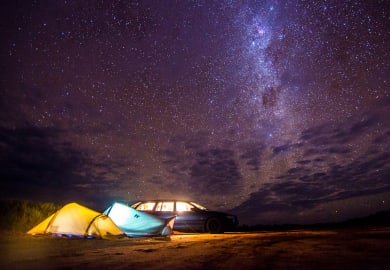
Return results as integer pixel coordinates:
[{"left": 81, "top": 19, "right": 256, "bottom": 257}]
[{"left": 27, "top": 202, "right": 125, "bottom": 239}]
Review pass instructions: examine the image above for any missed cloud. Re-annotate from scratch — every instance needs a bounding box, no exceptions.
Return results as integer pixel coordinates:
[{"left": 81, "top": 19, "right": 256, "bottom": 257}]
[
  {"left": 232, "top": 104, "right": 390, "bottom": 224},
  {"left": 189, "top": 148, "right": 242, "bottom": 195},
  {"left": 3, "top": 101, "right": 387, "bottom": 222},
  {"left": 0, "top": 126, "right": 84, "bottom": 201},
  {"left": 272, "top": 143, "right": 296, "bottom": 155},
  {"left": 160, "top": 134, "right": 243, "bottom": 196},
  {"left": 240, "top": 142, "right": 266, "bottom": 171},
  {"left": 0, "top": 125, "right": 133, "bottom": 207}
]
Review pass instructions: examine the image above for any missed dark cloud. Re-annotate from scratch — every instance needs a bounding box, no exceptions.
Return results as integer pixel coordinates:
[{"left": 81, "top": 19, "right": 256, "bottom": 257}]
[
  {"left": 373, "top": 131, "right": 390, "bottom": 144},
  {"left": 189, "top": 148, "right": 242, "bottom": 195},
  {"left": 272, "top": 143, "right": 295, "bottom": 155},
  {"left": 0, "top": 126, "right": 84, "bottom": 201},
  {"left": 0, "top": 125, "right": 134, "bottom": 207},
  {"left": 232, "top": 105, "right": 390, "bottom": 224},
  {"left": 239, "top": 142, "right": 265, "bottom": 171},
  {"left": 161, "top": 133, "right": 243, "bottom": 196}
]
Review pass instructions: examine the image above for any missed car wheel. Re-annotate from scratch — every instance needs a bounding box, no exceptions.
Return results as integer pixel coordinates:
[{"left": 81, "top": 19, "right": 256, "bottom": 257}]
[{"left": 205, "top": 217, "right": 223, "bottom": 233}]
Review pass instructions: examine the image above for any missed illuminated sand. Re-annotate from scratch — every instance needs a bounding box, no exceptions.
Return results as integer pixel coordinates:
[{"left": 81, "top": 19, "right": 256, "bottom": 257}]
[{"left": 1, "top": 228, "right": 389, "bottom": 269}]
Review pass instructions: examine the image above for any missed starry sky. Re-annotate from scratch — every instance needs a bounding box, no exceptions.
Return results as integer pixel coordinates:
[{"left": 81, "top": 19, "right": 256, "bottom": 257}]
[{"left": 1, "top": 0, "right": 389, "bottom": 225}]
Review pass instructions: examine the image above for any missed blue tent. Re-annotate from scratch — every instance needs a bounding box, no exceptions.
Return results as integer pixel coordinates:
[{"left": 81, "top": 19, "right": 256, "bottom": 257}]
[{"left": 104, "top": 202, "right": 176, "bottom": 237}]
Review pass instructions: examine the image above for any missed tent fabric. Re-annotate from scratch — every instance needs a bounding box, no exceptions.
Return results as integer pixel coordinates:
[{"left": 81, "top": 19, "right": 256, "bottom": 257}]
[
  {"left": 27, "top": 202, "right": 125, "bottom": 239},
  {"left": 104, "top": 202, "right": 176, "bottom": 237}
]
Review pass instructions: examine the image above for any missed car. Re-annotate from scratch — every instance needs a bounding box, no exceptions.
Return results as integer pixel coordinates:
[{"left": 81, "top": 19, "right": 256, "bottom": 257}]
[{"left": 130, "top": 200, "right": 238, "bottom": 234}]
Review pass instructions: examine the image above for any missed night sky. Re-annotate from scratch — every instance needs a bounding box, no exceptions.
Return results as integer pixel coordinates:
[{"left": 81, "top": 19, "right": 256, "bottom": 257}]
[{"left": 1, "top": 0, "right": 389, "bottom": 225}]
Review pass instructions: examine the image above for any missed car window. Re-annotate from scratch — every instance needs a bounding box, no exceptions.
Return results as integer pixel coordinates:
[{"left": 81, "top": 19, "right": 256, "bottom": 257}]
[
  {"left": 155, "top": 201, "right": 174, "bottom": 211},
  {"left": 191, "top": 202, "right": 207, "bottom": 210},
  {"left": 136, "top": 202, "right": 156, "bottom": 210},
  {"left": 176, "top": 201, "right": 193, "bottom": 212},
  {"left": 130, "top": 202, "right": 141, "bottom": 208}
]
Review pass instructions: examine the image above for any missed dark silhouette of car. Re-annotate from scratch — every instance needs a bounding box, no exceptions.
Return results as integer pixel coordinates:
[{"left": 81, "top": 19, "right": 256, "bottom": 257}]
[{"left": 130, "top": 200, "right": 238, "bottom": 233}]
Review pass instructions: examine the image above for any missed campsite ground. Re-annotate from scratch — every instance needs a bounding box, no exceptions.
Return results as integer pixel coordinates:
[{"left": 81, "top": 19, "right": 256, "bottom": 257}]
[{"left": 1, "top": 227, "right": 389, "bottom": 270}]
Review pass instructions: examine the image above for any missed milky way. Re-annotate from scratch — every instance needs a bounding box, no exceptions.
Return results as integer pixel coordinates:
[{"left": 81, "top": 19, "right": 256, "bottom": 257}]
[{"left": 1, "top": 0, "right": 389, "bottom": 224}]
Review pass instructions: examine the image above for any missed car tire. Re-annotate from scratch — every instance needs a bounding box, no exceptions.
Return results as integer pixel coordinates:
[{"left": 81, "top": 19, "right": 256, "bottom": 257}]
[{"left": 205, "top": 217, "right": 223, "bottom": 233}]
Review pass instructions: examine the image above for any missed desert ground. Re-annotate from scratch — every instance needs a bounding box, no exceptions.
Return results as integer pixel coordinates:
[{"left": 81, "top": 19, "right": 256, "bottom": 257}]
[{"left": 1, "top": 227, "right": 389, "bottom": 270}]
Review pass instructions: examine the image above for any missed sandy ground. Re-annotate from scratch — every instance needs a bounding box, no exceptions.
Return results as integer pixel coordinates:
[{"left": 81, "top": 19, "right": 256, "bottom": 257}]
[{"left": 1, "top": 227, "right": 389, "bottom": 270}]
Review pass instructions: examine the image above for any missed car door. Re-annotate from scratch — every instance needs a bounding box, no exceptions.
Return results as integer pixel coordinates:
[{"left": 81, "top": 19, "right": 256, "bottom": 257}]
[
  {"left": 152, "top": 201, "right": 176, "bottom": 220},
  {"left": 174, "top": 201, "right": 205, "bottom": 231}
]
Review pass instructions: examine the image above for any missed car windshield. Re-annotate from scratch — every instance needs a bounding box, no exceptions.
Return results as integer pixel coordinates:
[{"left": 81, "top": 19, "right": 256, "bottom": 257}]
[{"left": 190, "top": 202, "right": 207, "bottom": 210}]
